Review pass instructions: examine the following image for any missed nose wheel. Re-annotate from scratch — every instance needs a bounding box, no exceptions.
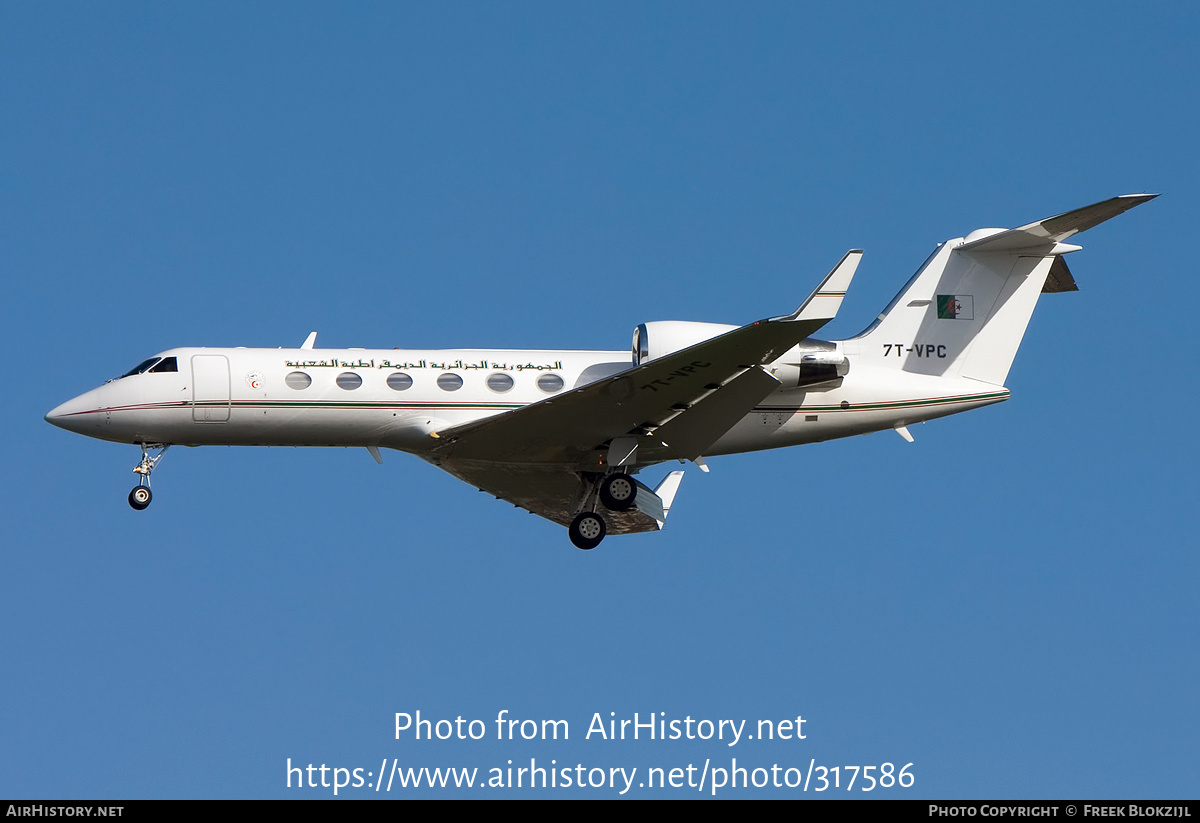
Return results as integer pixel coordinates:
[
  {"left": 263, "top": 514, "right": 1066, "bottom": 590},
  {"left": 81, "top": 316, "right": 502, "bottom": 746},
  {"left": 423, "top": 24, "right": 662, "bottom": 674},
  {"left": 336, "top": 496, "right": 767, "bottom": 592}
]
[
  {"left": 128, "top": 443, "right": 169, "bottom": 511},
  {"left": 128, "top": 486, "right": 152, "bottom": 510}
]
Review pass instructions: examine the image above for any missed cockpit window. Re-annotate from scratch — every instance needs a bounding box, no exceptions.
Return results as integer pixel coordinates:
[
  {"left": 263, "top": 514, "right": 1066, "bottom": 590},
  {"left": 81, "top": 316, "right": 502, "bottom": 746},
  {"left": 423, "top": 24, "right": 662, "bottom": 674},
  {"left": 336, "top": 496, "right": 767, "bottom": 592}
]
[
  {"left": 147, "top": 357, "right": 177, "bottom": 373},
  {"left": 120, "top": 358, "right": 161, "bottom": 378}
]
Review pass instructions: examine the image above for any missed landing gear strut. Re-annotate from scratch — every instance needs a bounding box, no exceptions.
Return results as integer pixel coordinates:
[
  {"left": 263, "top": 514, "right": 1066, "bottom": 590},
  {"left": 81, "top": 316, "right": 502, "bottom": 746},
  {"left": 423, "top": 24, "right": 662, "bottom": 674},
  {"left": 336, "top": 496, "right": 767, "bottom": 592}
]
[{"left": 129, "top": 443, "right": 168, "bottom": 511}]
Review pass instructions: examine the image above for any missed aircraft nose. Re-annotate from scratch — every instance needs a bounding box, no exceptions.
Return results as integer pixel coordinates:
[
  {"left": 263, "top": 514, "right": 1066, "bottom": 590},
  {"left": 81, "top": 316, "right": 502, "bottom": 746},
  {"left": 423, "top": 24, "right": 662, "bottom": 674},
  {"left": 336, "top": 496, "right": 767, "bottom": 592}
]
[
  {"left": 45, "top": 401, "right": 67, "bottom": 428},
  {"left": 45, "top": 393, "right": 98, "bottom": 434}
]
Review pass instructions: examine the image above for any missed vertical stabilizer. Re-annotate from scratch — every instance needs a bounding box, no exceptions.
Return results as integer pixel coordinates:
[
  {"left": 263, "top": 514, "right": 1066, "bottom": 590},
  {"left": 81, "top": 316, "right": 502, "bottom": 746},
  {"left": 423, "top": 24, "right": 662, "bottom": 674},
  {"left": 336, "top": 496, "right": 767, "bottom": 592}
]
[{"left": 842, "top": 195, "right": 1156, "bottom": 387}]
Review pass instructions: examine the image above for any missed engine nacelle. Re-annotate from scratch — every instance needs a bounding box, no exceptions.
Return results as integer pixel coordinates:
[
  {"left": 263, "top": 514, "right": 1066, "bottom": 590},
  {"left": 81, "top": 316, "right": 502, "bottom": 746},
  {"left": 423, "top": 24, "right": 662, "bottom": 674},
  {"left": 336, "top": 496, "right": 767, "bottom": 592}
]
[
  {"left": 768, "top": 342, "right": 849, "bottom": 389},
  {"left": 632, "top": 321, "right": 738, "bottom": 365}
]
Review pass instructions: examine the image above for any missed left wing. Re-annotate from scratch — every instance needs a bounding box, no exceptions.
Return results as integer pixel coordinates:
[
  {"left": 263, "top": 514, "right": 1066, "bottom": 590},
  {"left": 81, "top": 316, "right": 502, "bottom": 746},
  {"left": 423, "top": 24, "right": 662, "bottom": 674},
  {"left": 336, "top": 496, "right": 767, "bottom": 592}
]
[{"left": 426, "top": 250, "right": 861, "bottom": 469}]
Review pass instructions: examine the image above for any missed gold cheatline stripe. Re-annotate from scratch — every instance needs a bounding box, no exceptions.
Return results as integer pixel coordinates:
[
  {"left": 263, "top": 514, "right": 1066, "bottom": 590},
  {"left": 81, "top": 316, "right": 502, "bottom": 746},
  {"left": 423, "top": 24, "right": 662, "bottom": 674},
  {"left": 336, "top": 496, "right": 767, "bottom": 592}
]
[{"left": 754, "top": 392, "right": 1008, "bottom": 413}]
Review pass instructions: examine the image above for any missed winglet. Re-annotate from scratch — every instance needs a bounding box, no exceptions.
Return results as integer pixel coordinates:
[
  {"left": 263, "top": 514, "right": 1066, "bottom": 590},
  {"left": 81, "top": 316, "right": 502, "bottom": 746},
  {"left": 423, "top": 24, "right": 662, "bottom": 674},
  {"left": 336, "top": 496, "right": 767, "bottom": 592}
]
[
  {"left": 782, "top": 250, "right": 863, "bottom": 323},
  {"left": 651, "top": 471, "right": 685, "bottom": 528}
]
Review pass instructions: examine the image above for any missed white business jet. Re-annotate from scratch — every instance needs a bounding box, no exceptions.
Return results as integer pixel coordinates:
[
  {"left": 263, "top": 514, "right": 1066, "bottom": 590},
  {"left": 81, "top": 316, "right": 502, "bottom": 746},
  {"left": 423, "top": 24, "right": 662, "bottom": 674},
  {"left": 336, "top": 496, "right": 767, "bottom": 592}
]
[{"left": 46, "top": 195, "right": 1154, "bottom": 549}]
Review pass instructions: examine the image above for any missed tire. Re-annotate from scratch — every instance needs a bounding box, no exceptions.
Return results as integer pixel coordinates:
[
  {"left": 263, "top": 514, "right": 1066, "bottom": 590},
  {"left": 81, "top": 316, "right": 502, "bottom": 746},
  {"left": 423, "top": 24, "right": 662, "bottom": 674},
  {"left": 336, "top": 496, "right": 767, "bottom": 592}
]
[
  {"left": 568, "top": 512, "right": 606, "bottom": 550},
  {"left": 599, "top": 473, "right": 637, "bottom": 512},
  {"left": 128, "top": 486, "right": 152, "bottom": 510}
]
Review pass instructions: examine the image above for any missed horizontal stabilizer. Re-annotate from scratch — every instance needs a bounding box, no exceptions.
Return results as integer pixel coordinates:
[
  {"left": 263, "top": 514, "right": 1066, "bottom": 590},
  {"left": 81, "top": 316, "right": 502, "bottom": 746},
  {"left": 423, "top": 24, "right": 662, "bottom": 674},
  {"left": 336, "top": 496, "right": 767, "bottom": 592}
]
[
  {"left": 959, "top": 194, "right": 1157, "bottom": 254},
  {"left": 1042, "top": 255, "right": 1078, "bottom": 293},
  {"left": 782, "top": 250, "right": 862, "bottom": 322}
]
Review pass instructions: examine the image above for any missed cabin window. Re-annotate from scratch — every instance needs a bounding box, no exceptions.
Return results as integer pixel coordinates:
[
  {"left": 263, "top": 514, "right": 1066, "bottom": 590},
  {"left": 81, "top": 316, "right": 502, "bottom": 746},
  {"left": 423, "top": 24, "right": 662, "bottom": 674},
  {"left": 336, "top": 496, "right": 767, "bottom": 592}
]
[
  {"left": 437, "top": 373, "right": 463, "bottom": 391},
  {"left": 537, "top": 373, "right": 564, "bottom": 393},
  {"left": 147, "top": 356, "right": 177, "bottom": 373},
  {"left": 120, "top": 358, "right": 160, "bottom": 378},
  {"left": 386, "top": 372, "right": 413, "bottom": 391},
  {"left": 486, "top": 373, "right": 514, "bottom": 393},
  {"left": 336, "top": 372, "right": 363, "bottom": 390},
  {"left": 285, "top": 371, "right": 312, "bottom": 390}
]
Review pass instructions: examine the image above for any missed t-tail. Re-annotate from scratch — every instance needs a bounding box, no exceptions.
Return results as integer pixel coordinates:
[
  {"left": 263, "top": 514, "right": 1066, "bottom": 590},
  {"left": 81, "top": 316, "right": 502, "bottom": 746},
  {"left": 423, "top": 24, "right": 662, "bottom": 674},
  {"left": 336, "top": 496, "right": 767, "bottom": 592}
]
[{"left": 842, "top": 194, "right": 1157, "bottom": 386}]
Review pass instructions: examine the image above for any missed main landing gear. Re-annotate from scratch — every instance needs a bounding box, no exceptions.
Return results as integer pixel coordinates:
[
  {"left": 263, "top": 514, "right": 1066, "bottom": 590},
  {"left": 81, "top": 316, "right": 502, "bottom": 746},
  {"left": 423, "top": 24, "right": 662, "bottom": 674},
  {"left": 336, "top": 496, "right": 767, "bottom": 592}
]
[
  {"left": 569, "top": 511, "right": 606, "bottom": 551},
  {"left": 568, "top": 472, "right": 636, "bottom": 550},
  {"left": 128, "top": 443, "right": 169, "bottom": 511},
  {"left": 598, "top": 472, "right": 636, "bottom": 511}
]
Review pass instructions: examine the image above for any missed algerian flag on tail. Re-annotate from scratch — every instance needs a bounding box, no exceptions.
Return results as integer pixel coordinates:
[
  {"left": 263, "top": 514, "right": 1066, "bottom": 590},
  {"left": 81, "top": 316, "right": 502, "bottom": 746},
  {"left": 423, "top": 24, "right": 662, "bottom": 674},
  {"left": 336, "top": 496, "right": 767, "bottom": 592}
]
[{"left": 937, "top": 294, "right": 973, "bottom": 320}]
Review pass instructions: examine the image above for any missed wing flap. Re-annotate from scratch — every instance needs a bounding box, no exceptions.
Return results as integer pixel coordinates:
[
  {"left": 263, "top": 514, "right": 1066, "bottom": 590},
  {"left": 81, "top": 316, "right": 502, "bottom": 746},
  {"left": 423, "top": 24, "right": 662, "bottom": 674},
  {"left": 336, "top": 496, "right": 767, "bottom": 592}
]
[{"left": 643, "top": 365, "right": 781, "bottom": 463}]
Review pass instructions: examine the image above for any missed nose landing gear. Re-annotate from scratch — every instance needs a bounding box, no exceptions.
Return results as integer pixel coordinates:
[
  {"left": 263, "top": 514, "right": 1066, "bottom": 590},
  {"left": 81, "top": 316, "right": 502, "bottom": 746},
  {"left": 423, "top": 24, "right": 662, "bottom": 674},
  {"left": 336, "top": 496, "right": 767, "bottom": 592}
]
[
  {"left": 129, "top": 443, "right": 169, "bottom": 511},
  {"left": 128, "top": 485, "right": 152, "bottom": 510}
]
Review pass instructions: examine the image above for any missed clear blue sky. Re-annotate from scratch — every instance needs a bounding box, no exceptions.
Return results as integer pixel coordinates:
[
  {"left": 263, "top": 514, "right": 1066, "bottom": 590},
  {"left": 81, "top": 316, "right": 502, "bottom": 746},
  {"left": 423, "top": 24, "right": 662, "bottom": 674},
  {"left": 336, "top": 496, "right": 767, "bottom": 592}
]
[{"left": 3, "top": 1, "right": 1196, "bottom": 798}]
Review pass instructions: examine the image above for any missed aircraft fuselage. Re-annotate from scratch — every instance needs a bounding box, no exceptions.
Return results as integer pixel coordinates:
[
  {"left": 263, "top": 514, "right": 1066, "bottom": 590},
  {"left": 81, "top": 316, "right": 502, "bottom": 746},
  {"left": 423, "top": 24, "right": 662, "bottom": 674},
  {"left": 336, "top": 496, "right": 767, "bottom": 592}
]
[
  {"left": 45, "top": 195, "right": 1153, "bottom": 548},
  {"left": 45, "top": 344, "right": 1007, "bottom": 458}
]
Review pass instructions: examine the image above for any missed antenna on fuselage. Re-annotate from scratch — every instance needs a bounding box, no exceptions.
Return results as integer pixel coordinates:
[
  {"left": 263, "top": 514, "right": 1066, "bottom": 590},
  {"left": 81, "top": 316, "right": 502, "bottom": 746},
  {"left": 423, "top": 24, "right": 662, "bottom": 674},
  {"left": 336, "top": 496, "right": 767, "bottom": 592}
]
[{"left": 301, "top": 331, "right": 317, "bottom": 349}]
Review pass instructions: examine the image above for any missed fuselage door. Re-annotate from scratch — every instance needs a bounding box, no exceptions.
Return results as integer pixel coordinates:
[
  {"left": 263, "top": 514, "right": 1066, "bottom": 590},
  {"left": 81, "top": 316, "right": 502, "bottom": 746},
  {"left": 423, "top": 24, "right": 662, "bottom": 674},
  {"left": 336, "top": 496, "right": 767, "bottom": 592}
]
[{"left": 192, "top": 354, "right": 231, "bottom": 422}]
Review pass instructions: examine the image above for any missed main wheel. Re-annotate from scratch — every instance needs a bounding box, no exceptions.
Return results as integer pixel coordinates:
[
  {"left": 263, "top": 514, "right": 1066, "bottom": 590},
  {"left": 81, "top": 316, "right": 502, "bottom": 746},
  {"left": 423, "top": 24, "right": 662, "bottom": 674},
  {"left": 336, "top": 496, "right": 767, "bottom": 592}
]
[
  {"left": 569, "top": 512, "right": 607, "bottom": 550},
  {"left": 599, "top": 472, "right": 637, "bottom": 511},
  {"left": 128, "top": 486, "right": 152, "bottom": 510}
]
